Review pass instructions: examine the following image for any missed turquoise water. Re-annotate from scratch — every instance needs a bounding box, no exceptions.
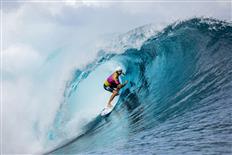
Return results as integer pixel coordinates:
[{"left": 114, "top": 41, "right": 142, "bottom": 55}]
[{"left": 47, "top": 18, "right": 232, "bottom": 155}]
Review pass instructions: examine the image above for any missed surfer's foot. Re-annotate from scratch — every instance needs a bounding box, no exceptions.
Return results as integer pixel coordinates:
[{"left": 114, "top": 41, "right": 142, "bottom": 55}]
[{"left": 107, "top": 103, "right": 112, "bottom": 108}]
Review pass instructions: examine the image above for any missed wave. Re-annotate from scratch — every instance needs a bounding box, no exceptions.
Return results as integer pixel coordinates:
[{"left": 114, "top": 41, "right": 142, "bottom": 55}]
[{"left": 46, "top": 18, "right": 232, "bottom": 154}]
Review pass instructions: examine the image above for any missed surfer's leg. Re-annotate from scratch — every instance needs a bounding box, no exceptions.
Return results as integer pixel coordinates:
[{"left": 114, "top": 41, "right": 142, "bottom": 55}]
[
  {"left": 107, "top": 90, "right": 119, "bottom": 107},
  {"left": 103, "top": 84, "right": 114, "bottom": 93}
]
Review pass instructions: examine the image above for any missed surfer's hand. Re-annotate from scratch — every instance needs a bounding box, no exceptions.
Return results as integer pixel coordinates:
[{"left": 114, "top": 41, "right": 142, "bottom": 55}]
[
  {"left": 124, "top": 80, "right": 128, "bottom": 85},
  {"left": 117, "top": 84, "right": 123, "bottom": 89}
]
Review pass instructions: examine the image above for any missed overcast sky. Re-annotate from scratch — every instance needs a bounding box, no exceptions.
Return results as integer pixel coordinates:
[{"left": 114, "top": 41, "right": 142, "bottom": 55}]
[
  {"left": 2, "top": 0, "right": 231, "bottom": 77},
  {"left": 2, "top": 0, "right": 231, "bottom": 68}
]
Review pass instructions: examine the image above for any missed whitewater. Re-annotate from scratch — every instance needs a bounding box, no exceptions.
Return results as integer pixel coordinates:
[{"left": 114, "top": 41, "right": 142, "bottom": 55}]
[{"left": 4, "top": 17, "right": 232, "bottom": 155}]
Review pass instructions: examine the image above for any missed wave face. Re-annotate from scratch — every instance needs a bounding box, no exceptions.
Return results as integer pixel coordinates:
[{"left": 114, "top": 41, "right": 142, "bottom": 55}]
[{"left": 47, "top": 18, "right": 232, "bottom": 155}]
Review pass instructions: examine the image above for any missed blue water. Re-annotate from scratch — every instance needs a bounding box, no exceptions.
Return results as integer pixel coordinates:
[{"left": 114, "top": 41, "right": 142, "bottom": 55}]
[{"left": 46, "top": 18, "right": 232, "bottom": 155}]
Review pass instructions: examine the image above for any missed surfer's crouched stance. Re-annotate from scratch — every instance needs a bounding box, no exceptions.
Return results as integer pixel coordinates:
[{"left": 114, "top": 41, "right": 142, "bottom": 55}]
[{"left": 104, "top": 67, "right": 128, "bottom": 107}]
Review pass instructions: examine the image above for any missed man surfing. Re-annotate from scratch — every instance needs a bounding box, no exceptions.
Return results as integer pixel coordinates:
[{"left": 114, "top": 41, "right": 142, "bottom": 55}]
[{"left": 103, "top": 67, "right": 128, "bottom": 107}]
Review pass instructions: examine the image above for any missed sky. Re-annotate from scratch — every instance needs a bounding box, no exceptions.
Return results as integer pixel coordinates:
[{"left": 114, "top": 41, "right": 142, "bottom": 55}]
[
  {"left": 1, "top": 0, "right": 231, "bottom": 154},
  {"left": 2, "top": 0, "right": 231, "bottom": 79}
]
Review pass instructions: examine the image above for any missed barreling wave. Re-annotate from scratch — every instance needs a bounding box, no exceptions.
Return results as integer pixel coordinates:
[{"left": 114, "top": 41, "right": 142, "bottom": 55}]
[{"left": 46, "top": 18, "right": 232, "bottom": 155}]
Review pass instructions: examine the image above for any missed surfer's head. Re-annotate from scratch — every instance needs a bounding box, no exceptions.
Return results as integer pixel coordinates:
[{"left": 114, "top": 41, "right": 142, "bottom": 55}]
[{"left": 115, "top": 66, "right": 125, "bottom": 75}]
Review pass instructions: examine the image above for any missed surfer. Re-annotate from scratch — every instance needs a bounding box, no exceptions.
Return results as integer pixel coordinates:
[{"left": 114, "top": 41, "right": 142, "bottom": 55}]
[{"left": 103, "top": 67, "right": 128, "bottom": 107}]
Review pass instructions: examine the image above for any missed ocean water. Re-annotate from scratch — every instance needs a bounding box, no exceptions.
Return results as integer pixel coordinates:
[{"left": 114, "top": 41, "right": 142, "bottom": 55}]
[{"left": 46, "top": 18, "right": 232, "bottom": 155}]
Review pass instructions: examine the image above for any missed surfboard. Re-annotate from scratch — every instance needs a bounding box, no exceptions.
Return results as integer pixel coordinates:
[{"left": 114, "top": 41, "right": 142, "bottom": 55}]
[{"left": 101, "top": 96, "right": 119, "bottom": 116}]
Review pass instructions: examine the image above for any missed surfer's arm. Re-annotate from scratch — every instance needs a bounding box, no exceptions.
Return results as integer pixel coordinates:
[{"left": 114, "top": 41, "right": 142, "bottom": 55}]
[
  {"left": 118, "top": 76, "right": 123, "bottom": 84},
  {"left": 113, "top": 73, "right": 120, "bottom": 85},
  {"left": 117, "top": 80, "right": 128, "bottom": 89},
  {"left": 122, "top": 80, "right": 128, "bottom": 86}
]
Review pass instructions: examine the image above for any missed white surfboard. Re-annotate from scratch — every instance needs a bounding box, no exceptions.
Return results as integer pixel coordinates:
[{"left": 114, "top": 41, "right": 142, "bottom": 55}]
[{"left": 101, "top": 96, "right": 119, "bottom": 116}]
